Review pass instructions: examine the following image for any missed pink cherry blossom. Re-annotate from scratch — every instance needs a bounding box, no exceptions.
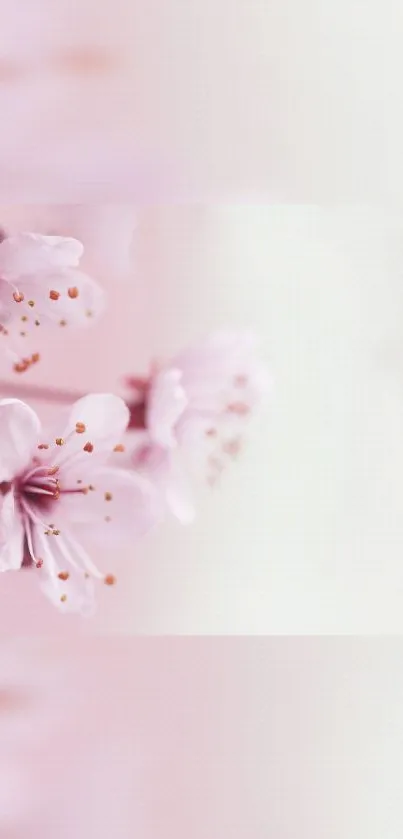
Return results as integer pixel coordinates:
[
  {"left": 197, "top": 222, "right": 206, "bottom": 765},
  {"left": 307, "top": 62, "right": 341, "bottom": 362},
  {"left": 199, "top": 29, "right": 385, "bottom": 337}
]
[
  {"left": 0, "top": 232, "right": 105, "bottom": 372},
  {"left": 0, "top": 394, "right": 158, "bottom": 614},
  {"left": 125, "top": 331, "right": 271, "bottom": 523}
]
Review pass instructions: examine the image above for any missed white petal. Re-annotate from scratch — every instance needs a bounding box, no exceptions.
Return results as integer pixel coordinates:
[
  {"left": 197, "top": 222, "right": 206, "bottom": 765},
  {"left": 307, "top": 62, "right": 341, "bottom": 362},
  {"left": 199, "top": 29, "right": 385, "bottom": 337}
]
[
  {"left": 0, "top": 399, "right": 40, "bottom": 480},
  {"left": 0, "top": 496, "right": 23, "bottom": 572}
]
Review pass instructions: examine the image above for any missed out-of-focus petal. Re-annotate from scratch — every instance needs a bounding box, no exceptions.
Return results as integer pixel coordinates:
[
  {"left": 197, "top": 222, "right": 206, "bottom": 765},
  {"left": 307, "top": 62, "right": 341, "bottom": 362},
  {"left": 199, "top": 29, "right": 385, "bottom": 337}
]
[{"left": 147, "top": 368, "right": 188, "bottom": 448}]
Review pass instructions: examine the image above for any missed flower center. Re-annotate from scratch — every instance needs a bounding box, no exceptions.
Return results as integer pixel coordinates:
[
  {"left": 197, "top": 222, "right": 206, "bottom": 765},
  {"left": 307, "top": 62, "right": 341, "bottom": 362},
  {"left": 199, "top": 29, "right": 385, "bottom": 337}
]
[{"left": 126, "top": 376, "right": 151, "bottom": 430}]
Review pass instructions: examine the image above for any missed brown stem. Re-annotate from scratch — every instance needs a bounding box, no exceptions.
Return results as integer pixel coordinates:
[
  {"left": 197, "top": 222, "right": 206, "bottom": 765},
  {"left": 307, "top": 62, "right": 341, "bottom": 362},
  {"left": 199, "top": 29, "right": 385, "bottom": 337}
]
[{"left": 0, "top": 380, "right": 85, "bottom": 404}]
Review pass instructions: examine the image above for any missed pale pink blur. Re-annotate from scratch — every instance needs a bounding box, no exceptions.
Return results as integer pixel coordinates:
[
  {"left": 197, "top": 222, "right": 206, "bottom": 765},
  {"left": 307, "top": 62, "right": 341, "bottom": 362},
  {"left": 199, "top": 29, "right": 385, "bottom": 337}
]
[
  {"left": 0, "top": 0, "right": 402, "bottom": 202},
  {"left": 1, "top": 639, "right": 403, "bottom": 838}
]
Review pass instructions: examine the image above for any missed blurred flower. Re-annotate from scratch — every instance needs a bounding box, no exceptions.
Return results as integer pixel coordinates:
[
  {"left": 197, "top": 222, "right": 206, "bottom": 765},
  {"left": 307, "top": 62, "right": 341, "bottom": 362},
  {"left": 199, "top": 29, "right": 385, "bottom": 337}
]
[
  {"left": 124, "top": 331, "right": 271, "bottom": 522},
  {"left": 0, "top": 232, "right": 105, "bottom": 372},
  {"left": 0, "top": 394, "right": 158, "bottom": 613}
]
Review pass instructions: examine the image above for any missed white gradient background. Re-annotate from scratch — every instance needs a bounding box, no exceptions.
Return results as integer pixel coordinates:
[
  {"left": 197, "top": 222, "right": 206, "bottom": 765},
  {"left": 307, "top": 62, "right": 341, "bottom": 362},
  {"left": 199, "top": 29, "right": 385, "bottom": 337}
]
[
  {"left": 0, "top": 0, "right": 402, "bottom": 201},
  {"left": 0, "top": 206, "right": 401, "bottom": 633},
  {"left": 0, "top": 638, "right": 403, "bottom": 838}
]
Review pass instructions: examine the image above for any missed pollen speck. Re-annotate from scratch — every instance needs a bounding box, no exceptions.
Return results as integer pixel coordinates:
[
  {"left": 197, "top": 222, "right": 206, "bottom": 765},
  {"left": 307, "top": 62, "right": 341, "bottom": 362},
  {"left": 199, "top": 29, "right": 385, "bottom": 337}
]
[
  {"left": 104, "top": 574, "right": 116, "bottom": 586},
  {"left": 75, "top": 422, "right": 86, "bottom": 434},
  {"left": 105, "top": 516, "right": 111, "bottom": 522},
  {"left": 68, "top": 286, "right": 79, "bottom": 299},
  {"left": 35, "top": 319, "right": 40, "bottom": 326},
  {"left": 86, "top": 309, "right": 93, "bottom": 318},
  {"left": 83, "top": 442, "right": 94, "bottom": 453},
  {"left": 49, "top": 289, "right": 60, "bottom": 300},
  {"left": 13, "top": 291, "right": 24, "bottom": 303},
  {"left": 60, "top": 594, "right": 67, "bottom": 603},
  {"left": 14, "top": 360, "right": 29, "bottom": 373},
  {"left": 52, "top": 529, "right": 60, "bottom": 536},
  {"left": 104, "top": 492, "right": 112, "bottom": 502},
  {"left": 114, "top": 444, "right": 125, "bottom": 452},
  {"left": 31, "top": 353, "right": 40, "bottom": 364},
  {"left": 55, "top": 438, "right": 64, "bottom": 446},
  {"left": 59, "top": 319, "right": 67, "bottom": 327},
  {"left": 20, "top": 331, "right": 26, "bottom": 337},
  {"left": 27, "top": 300, "right": 35, "bottom": 308},
  {"left": 21, "top": 315, "right": 28, "bottom": 322}
]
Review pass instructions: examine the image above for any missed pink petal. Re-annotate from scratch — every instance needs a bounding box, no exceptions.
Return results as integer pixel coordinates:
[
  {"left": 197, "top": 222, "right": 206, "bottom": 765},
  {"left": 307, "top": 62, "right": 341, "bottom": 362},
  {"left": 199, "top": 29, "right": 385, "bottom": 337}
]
[
  {"left": 58, "top": 467, "right": 160, "bottom": 545},
  {"left": 39, "top": 564, "right": 95, "bottom": 616},
  {"left": 147, "top": 368, "right": 188, "bottom": 448},
  {"left": 0, "top": 399, "right": 41, "bottom": 480},
  {"left": 131, "top": 444, "right": 195, "bottom": 525},
  {"left": 0, "top": 233, "right": 84, "bottom": 280},
  {"left": 15, "top": 268, "right": 105, "bottom": 327},
  {"left": 50, "top": 394, "right": 130, "bottom": 468}
]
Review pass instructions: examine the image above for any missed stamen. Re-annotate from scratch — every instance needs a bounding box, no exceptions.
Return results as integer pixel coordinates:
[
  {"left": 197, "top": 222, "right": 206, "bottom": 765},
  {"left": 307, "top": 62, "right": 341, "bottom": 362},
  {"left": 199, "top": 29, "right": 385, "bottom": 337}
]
[
  {"left": 114, "top": 444, "right": 125, "bottom": 452},
  {"left": 104, "top": 492, "right": 112, "bottom": 502},
  {"left": 75, "top": 422, "right": 86, "bottom": 434},
  {"left": 23, "top": 484, "right": 58, "bottom": 497},
  {"left": 27, "top": 300, "right": 35, "bottom": 308},
  {"left": 58, "top": 571, "right": 69, "bottom": 581},
  {"left": 35, "top": 319, "right": 40, "bottom": 326},
  {"left": 38, "top": 444, "right": 49, "bottom": 450},
  {"left": 104, "top": 574, "right": 116, "bottom": 586},
  {"left": 49, "top": 290, "right": 60, "bottom": 300},
  {"left": 83, "top": 442, "right": 94, "bottom": 453},
  {"left": 60, "top": 594, "right": 67, "bottom": 603},
  {"left": 21, "top": 315, "right": 28, "bottom": 322},
  {"left": 31, "top": 353, "right": 40, "bottom": 364},
  {"left": 59, "top": 320, "right": 67, "bottom": 327},
  {"left": 55, "top": 438, "right": 64, "bottom": 446},
  {"left": 13, "top": 291, "right": 24, "bottom": 303},
  {"left": 36, "top": 559, "right": 43, "bottom": 569},
  {"left": 68, "top": 287, "right": 79, "bottom": 299}
]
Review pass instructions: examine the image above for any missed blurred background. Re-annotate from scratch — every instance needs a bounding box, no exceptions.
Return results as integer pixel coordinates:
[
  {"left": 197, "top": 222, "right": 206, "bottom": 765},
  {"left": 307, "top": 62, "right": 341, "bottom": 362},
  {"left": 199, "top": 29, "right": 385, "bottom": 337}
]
[
  {"left": 0, "top": 0, "right": 402, "bottom": 202},
  {"left": 1, "top": 637, "right": 403, "bottom": 838},
  {"left": 0, "top": 205, "right": 402, "bottom": 633}
]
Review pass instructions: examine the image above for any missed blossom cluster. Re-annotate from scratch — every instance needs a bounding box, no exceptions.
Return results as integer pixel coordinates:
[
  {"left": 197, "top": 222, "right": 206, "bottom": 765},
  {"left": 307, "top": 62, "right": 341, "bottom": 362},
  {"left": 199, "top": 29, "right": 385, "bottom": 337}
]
[{"left": 0, "top": 232, "right": 269, "bottom": 613}]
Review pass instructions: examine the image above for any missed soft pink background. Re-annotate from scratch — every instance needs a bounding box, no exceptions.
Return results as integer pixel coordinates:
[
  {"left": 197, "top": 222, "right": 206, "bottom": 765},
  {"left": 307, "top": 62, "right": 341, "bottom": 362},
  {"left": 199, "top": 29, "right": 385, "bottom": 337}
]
[
  {"left": 2, "top": 638, "right": 403, "bottom": 838},
  {"left": 0, "top": 1, "right": 402, "bottom": 201}
]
